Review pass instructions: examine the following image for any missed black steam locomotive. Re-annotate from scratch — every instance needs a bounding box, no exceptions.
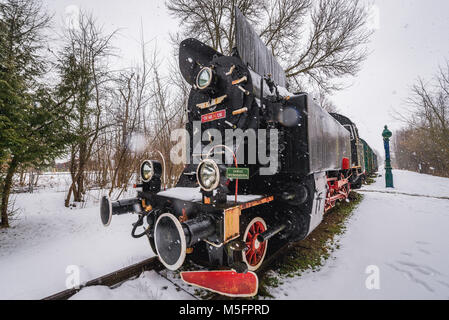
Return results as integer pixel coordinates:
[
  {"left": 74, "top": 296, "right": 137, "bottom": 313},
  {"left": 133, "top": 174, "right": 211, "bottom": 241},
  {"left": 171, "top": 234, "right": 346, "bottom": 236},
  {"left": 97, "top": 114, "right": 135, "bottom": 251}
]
[{"left": 100, "top": 9, "right": 377, "bottom": 297}]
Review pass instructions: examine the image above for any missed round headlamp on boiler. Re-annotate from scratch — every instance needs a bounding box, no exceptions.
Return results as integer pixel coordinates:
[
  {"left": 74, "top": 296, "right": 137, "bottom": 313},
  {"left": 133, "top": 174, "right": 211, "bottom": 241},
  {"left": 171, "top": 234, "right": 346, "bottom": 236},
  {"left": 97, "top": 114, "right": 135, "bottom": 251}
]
[{"left": 196, "top": 159, "right": 221, "bottom": 192}]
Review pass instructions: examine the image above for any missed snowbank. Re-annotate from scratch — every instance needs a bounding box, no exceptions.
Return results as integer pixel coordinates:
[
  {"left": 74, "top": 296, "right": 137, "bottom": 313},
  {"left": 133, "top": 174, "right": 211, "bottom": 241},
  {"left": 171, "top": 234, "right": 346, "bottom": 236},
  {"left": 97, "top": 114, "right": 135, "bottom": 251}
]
[
  {"left": 268, "top": 170, "right": 449, "bottom": 300},
  {"left": 364, "top": 170, "right": 449, "bottom": 198},
  {"left": 0, "top": 188, "right": 153, "bottom": 299}
]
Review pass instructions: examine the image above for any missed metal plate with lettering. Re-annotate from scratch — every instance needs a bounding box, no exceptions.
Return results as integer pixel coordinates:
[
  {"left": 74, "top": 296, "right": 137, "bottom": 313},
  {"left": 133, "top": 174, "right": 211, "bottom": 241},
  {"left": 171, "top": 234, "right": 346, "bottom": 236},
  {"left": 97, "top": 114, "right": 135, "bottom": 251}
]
[
  {"left": 226, "top": 168, "right": 250, "bottom": 180},
  {"left": 201, "top": 110, "right": 226, "bottom": 123}
]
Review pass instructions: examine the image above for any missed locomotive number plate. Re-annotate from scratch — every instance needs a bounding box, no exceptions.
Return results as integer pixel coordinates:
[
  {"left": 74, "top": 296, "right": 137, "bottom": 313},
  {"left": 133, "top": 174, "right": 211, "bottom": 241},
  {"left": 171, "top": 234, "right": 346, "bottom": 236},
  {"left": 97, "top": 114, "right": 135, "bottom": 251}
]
[{"left": 201, "top": 109, "right": 226, "bottom": 123}]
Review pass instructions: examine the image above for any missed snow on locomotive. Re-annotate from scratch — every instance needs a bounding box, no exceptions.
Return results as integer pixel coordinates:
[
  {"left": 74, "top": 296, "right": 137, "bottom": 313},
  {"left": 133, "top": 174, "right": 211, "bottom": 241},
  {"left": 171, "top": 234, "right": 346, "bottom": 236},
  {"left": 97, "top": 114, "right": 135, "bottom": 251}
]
[{"left": 99, "top": 8, "right": 373, "bottom": 297}]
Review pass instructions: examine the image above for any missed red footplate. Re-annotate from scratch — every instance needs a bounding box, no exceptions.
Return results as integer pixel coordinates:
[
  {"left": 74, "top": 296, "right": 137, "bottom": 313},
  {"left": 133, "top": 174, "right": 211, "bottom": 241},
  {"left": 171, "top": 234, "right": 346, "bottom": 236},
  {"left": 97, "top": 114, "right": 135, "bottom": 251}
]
[{"left": 181, "top": 270, "right": 259, "bottom": 297}]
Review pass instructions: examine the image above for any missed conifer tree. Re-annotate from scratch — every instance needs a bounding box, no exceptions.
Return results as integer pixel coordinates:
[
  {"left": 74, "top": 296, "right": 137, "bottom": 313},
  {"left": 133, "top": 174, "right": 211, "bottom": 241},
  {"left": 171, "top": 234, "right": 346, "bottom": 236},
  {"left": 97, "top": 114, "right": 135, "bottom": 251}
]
[{"left": 0, "top": 0, "right": 73, "bottom": 228}]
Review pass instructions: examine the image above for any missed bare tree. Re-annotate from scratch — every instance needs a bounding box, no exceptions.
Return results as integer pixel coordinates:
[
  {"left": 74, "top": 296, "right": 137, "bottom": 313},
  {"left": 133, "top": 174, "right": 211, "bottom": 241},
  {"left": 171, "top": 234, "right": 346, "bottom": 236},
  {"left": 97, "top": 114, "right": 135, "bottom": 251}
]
[
  {"left": 394, "top": 61, "right": 449, "bottom": 177},
  {"left": 315, "top": 90, "right": 339, "bottom": 113},
  {"left": 150, "top": 68, "right": 186, "bottom": 188},
  {"left": 167, "top": 0, "right": 372, "bottom": 92},
  {"left": 56, "top": 12, "right": 116, "bottom": 207},
  {"left": 107, "top": 64, "right": 153, "bottom": 197},
  {"left": 88, "top": 37, "right": 188, "bottom": 197}
]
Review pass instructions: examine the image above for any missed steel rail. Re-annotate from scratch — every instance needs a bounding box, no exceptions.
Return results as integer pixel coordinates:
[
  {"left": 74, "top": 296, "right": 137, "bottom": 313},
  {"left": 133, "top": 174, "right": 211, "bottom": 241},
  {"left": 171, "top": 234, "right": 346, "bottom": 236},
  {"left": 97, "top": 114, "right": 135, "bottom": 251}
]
[
  {"left": 43, "top": 234, "right": 296, "bottom": 300},
  {"left": 43, "top": 257, "right": 163, "bottom": 300},
  {"left": 43, "top": 242, "right": 291, "bottom": 301}
]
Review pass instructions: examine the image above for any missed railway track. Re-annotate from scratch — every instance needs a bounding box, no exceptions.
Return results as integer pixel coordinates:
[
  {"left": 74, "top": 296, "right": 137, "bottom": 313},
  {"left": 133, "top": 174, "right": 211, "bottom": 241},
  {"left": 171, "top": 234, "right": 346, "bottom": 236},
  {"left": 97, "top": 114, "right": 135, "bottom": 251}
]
[
  {"left": 359, "top": 189, "right": 449, "bottom": 201},
  {"left": 43, "top": 257, "right": 164, "bottom": 300},
  {"left": 43, "top": 241, "right": 293, "bottom": 300}
]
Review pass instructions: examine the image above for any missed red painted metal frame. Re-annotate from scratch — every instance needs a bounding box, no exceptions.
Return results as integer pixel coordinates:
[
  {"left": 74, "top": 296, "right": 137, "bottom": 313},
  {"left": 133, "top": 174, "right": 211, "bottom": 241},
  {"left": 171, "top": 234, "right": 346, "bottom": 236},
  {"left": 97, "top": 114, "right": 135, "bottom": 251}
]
[
  {"left": 325, "top": 174, "right": 351, "bottom": 213},
  {"left": 181, "top": 270, "right": 259, "bottom": 297}
]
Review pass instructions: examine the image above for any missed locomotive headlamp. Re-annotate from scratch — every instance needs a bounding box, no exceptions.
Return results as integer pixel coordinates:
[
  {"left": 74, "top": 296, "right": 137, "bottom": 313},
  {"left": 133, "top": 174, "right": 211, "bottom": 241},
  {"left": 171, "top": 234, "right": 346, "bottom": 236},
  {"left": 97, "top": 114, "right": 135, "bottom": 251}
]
[
  {"left": 197, "top": 159, "right": 220, "bottom": 192},
  {"left": 141, "top": 160, "right": 154, "bottom": 182},
  {"left": 140, "top": 160, "right": 163, "bottom": 183},
  {"left": 196, "top": 67, "right": 213, "bottom": 90}
]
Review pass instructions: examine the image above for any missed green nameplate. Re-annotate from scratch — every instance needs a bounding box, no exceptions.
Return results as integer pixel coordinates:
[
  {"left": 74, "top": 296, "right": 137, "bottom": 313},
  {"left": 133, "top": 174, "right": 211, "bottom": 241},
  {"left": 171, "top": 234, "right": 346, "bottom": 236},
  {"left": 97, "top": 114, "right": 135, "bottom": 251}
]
[{"left": 226, "top": 168, "right": 250, "bottom": 180}]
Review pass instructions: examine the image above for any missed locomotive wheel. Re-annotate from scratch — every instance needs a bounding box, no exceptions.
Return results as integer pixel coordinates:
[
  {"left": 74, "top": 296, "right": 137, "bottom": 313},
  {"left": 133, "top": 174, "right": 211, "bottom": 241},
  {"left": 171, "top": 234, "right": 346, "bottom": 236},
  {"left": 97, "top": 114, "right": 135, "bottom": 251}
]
[
  {"left": 352, "top": 180, "right": 362, "bottom": 189},
  {"left": 242, "top": 217, "right": 268, "bottom": 271}
]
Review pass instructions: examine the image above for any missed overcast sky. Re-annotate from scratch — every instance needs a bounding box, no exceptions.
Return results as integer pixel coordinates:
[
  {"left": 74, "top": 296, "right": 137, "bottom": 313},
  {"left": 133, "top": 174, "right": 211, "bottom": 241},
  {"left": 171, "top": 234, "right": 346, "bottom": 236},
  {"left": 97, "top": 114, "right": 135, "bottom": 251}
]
[{"left": 43, "top": 0, "right": 449, "bottom": 154}]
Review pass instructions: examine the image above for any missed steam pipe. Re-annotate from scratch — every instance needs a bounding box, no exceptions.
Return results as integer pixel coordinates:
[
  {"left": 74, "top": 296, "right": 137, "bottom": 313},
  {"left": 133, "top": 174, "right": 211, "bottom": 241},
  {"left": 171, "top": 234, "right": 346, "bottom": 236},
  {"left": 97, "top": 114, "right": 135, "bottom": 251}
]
[{"left": 257, "top": 224, "right": 287, "bottom": 242}]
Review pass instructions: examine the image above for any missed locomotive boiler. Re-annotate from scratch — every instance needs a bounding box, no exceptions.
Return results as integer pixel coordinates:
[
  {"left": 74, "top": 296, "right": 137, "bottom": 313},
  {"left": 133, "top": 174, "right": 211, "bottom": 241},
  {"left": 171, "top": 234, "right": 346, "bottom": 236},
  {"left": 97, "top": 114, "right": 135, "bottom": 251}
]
[{"left": 100, "top": 8, "right": 361, "bottom": 297}]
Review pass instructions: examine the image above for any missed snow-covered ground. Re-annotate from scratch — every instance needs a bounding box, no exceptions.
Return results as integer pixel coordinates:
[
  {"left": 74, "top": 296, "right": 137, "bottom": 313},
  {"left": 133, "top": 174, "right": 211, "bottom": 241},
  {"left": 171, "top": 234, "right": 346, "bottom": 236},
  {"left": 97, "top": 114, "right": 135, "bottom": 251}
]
[
  {"left": 363, "top": 170, "right": 449, "bottom": 199},
  {"left": 1, "top": 170, "right": 448, "bottom": 300},
  {"left": 0, "top": 181, "right": 153, "bottom": 300},
  {"left": 70, "top": 271, "right": 194, "bottom": 300},
  {"left": 268, "top": 170, "right": 449, "bottom": 300}
]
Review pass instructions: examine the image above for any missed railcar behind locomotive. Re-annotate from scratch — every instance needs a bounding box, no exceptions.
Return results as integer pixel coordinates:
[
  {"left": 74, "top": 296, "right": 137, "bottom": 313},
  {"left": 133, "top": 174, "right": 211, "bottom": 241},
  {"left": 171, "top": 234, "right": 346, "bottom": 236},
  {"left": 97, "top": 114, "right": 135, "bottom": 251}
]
[
  {"left": 100, "top": 9, "right": 374, "bottom": 297},
  {"left": 330, "top": 113, "right": 367, "bottom": 189},
  {"left": 361, "top": 138, "right": 379, "bottom": 177}
]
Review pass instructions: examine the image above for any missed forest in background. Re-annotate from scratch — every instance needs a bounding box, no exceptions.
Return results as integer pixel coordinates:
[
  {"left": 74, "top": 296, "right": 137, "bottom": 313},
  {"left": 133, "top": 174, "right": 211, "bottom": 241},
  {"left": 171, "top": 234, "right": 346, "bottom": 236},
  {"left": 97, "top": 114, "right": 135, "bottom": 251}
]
[
  {"left": 0, "top": 0, "right": 190, "bottom": 228},
  {"left": 393, "top": 62, "right": 449, "bottom": 178},
  {"left": 0, "top": 0, "right": 403, "bottom": 228}
]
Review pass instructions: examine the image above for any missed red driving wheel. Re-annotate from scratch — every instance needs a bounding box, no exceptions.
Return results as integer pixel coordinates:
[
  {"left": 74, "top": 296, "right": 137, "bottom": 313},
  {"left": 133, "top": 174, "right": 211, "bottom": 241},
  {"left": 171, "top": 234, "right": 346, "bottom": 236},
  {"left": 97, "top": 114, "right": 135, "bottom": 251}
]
[{"left": 242, "top": 217, "right": 268, "bottom": 271}]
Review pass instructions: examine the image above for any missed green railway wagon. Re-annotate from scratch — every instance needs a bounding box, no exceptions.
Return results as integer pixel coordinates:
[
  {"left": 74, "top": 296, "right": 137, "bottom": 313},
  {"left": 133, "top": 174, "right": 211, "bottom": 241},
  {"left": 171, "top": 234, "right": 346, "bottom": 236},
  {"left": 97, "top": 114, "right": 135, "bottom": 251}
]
[{"left": 360, "top": 138, "right": 376, "bottom": 176}]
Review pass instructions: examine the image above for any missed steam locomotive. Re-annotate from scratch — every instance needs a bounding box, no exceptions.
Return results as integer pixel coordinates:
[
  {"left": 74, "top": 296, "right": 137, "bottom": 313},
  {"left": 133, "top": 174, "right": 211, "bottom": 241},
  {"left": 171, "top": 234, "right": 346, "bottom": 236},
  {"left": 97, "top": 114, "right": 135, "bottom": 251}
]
[{"left": 100, "top": 9, "right": 377, "bottom": 297}]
